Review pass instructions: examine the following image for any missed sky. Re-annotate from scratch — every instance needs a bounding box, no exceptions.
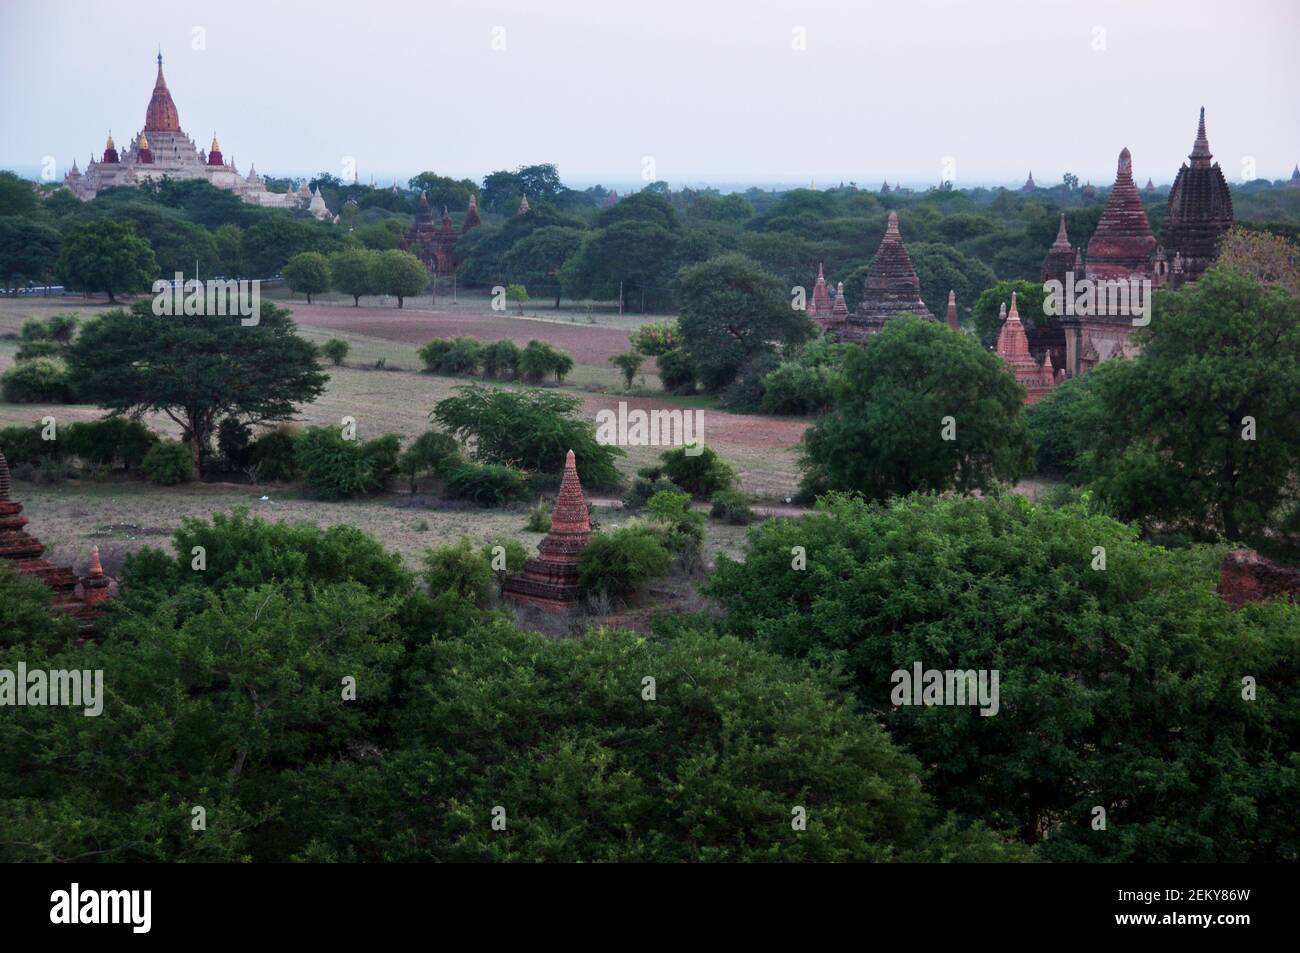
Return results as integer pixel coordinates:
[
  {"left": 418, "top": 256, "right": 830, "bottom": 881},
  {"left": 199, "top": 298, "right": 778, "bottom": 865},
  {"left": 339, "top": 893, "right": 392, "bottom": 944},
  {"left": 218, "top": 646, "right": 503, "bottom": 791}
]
[{"left": 3, "top": 0, "right": 1298, "bottom": 191}]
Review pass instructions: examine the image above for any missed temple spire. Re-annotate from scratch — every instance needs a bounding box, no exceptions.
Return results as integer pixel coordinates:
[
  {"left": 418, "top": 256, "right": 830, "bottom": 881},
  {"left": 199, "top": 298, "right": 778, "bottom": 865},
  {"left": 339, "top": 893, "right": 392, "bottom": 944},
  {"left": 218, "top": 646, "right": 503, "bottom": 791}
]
[
  {"left": 946, "top": 290, "right": 959, "bottom": 332},
  {"left": 1189, "top": 106, "right": 1213, "bottom": 168}
]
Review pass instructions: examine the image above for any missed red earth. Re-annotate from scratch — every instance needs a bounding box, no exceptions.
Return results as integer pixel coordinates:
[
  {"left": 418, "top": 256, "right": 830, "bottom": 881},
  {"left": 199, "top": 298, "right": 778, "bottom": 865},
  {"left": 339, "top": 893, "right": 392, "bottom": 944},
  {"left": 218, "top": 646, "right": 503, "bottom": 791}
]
[{"left": 285, "top": 302, "right": 637, "bottom": 367}]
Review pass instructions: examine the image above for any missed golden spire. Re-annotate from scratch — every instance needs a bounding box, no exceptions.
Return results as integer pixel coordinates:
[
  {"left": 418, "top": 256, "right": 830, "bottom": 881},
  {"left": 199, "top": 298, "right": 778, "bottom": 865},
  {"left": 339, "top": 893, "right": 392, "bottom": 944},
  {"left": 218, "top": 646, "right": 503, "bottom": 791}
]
[
  {"left": 138, "top": 131, "right": 151, "bottom": 151},
  {"left": 210, "top": 132, "right": 221, "bottom": 153}
]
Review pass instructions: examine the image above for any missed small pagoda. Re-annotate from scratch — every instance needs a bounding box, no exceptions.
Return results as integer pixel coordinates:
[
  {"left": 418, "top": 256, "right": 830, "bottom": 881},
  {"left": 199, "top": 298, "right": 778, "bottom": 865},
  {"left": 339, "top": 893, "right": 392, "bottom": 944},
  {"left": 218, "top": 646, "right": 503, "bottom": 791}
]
[
  {"left": 806, "top": 263, "right": 833, "bottom": 327},
  {"left": 502, "top": 450, "right": 592, "bottom": 612},
  {"left": 995, "top": 292, "right": 1061, "bottom": 405},
  {"left": 836, "top": 211, "right": 933, "bottom": 341},
  {"left": 0, "top": 449, "right": 113, "bottom": 632}
]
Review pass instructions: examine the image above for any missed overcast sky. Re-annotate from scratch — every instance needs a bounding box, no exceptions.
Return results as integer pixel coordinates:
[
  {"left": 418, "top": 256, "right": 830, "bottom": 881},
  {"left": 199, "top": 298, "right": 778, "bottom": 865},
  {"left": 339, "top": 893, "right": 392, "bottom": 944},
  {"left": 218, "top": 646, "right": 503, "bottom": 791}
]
[{"left": 3, "top": 0, "right": 1297, "bottom": 190}]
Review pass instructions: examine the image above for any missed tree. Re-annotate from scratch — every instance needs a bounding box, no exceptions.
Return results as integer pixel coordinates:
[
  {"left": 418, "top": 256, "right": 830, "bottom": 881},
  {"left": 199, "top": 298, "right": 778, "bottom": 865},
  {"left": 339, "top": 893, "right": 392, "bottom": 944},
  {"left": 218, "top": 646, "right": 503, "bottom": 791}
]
[
  {"left": 283, "top": 251, "right": 331, "bottom": 304},
  {"left": 214, "top": 223, "right": 243, "bottom": 277},
  {"left": 971, "top": 279, "right": 1047, "bottom": 348},
  {"left": 329, "top": 249, "right": 377, "bottom": 305},
  {"left": 0, "top": 218, "right": 61, "bottom": 291},
  {"left": 505, "top": 226, "right": 583, "bottom": 307},
  {"left": 1079, "top": 267, "right": 1300, "bottom": 541},
  {"left": 431, "top": 383, "right": 623, "bottom": 486},
  {"left": 560, "top": 221, "right": 681, "bottom": 313},
  {"left": 68, "top": 300, "right": 327, "bottom": 478},
  {"left": 674, "top": 253, "right": 814, "bottom": 392},
  {"left": 1216, "top": 227, "right": 1300, "bottom": 297},
  {"left": 610, "top": 351, "right": 644, "bottom": 388},
  {"left": 505, "top": 283, "right": 529, "bottom": 314},
  {"left": 0, "top": 171, "right": 38, "bottom": 217},
  {"left": 706, "top": 492, "right": 1300, "bottom": 861},
  {"left": 55, "top": 219, "right": 158, "bottom": 302},
  {"left": 373, "top": 249, "right": 428, "bottom": 308},
  {"left": 800, "top": 318, "right": 1033, "bottom": 500}
]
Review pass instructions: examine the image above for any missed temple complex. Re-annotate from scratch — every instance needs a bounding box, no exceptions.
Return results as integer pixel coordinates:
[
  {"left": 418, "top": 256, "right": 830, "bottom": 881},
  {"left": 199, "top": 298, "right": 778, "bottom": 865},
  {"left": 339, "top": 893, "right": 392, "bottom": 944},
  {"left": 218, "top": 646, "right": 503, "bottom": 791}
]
[
  {"left": 0, "top": 450, "right": 114, "bottom": 633},
  {"left": 400, "top": 191, "right": 480, "bottom": 276},
  {"left": 995, "top": 292, "right": 1061, "bottom": 404},
  {"left": 1161, "top": 108, "right": 1234, "bottom": 282},
  {"left": 825, "top": 212, "right": 933, "bottom": 341},
  {"left": 62, "top": 54, "right": 309, "bottom": 213},
  {"left": 501, "top": 451, "right": 593, "bottom": 612}
]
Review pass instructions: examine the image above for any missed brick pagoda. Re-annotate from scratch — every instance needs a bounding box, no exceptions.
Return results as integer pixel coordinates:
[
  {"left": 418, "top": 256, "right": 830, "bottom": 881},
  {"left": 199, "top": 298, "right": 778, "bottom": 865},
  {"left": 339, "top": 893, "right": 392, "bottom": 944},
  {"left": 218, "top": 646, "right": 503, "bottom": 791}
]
[
  {"left": 0, "top": 449, "right": 113, "bottom": 632},
  {"left": 834, "top": 211, "right": 934, "bottom": 341},
  {"left": 1161, "top": 108, "right": 1234, "bottom": 283},
  {"left": 502, "top": 450, "right": 592, "bottom": 612},
  {"left": 806, "top": 263, "right": 833, "bottom": 326},
  {"left": 996, "top": 292, "right": 1061, "bottom": 404}
]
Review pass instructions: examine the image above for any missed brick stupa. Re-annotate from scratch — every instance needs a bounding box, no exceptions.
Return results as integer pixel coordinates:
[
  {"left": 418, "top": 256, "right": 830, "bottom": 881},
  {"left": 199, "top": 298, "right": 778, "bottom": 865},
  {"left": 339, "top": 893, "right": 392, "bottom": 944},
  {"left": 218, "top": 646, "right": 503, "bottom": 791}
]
[
  {"left": 838, "top": 211, "right": 933, "bottom": 340},
  {"left": 0, "top": 449, "right": 113, "bottom": 632},
  {"left": 1085, "top": 148, "right": 1157, "bottom": 282},
  {"left": 996, "top": 292, "right": 1060, "bottom": 405},
  {"left": 1040, "top": 213, "right": 1076, "bottom": 287},
  {"left": 1161, "top": 108, "right": 1234, "bottom": 283},
  {"left": 502, "top": 450, "right": 592, "bottom": 612},
  {"left": 807, "top": 263, "right": 833, "bottom": 326}
]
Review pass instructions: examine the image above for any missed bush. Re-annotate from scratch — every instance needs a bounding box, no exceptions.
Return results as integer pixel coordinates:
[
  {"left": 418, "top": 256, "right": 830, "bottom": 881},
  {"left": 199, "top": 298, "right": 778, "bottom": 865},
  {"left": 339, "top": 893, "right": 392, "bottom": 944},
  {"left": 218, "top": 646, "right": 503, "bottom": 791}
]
[
  {"left": 1, "top": 357, "right": 75, "bottom": 403},
  {"left": 656, "top": 347, "right": 697, "bottom": 395},
  {"left": 321, "top": 338, "right": 350, "bottom": 366},
  {"left": 623, "top": 475, "right": 683, "bottom": 510},
  {"left": 438, "top": 337, "right": 483, "bottom": 375},
  {"left": 610, "top": 351, "right": 644, "bottom": 388},
  {"left": 646, "top": 488, "right": 706, "bottom": 555},
  {"left": 710, "top": 489, "right": 754, "bottom": 524},
  {"left": 360, "top": 433, "right": 401, "bottom": 486},
  {"left": 14, "top": 339, "right": 64, "bottom": 362},
  {"left": 295, "top": 426, "right": 389, "bottom": 499},
  {"left": 422, "top": 538, "right": 494, "bottom": 608},
  {"left": 249, "top": 427, "right": 300, "bottom": 482},
  {"left": 216, "top": 417, "right": 253, "bottom": 471},
  {"left": 524, "top": 500, "right": 552, "bottom": 532},
  {"left": 432, "top": 384, "right": 623, "bottom": 488},
  {"left": 444, "top": 461, "right": 530, "bottom": 506},
  {"left": 64, "top": 417, "right": 158, "bottom": 470},
  {"left": 629, "top": 320, "right": 680, "bottom": 356},
  {"left": 0, "top": 424, "right": 60, "bottom": 467},
  {"left": 483, "top": 538, "right": 530, "bottom": 576},
  {"left": 518, "top": 339, "right": 572, "bottom": 383},
  {"left": 141, "top": 440, "right": 192, "bottom": 485},
  {"left": 417, "top": 338, "right": 453, "bottom": 372},
  {"left": 760, "top": 361, "right": 836, "bottom": 415},
  {"left": 577, "top": 526, "right": 671, "bottom": 598},
  {"left": 660, "top": 445, "right": 735, "bottom": 498},
  {"left": 397, "top": 430, "right": 461, "bottom": 492},
  {"left": 720, "top": 351, "right": 780, "bottom": 411},
  {"left": 479, "top": 339, "right": 521, "bottom": 379}
]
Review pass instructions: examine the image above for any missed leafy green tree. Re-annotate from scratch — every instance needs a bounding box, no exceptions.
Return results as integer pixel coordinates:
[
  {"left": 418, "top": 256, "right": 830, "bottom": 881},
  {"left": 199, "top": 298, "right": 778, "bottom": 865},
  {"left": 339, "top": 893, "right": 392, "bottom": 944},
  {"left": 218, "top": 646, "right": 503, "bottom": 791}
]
[
  {"left": 674, "top": 253, "right": 814, "bottom": 392},
  {"left": 505, "top": 226, "right": 582, "bottom": 307},
  {"left": 971, "top": 279, "right": 1047, "bottom": 348},
  {"left": 55, "top": 219, "right": 158, "bottom": 302},
  {"left": 610, "top": 351, "right": 644, "bottom": 388},
  {"left": 0, "top": 218, "right": 61, "bottom": 291},
  {"left": 432, "top": 383, "right": 623, "bottom": 486},
  {"left": 397, "top": 430, "right": 461, "bottom": 492},
  {"left": 577, "top": 526, "right": 671, "bottom": 597},
  {"left": 800, "top": 318, "right": 1033, "bottom": 500},
  {"left": 504, "top": 283, "right": 529, "bottom": 314},
  {"left": 406, "top": 172, "right": 477, "bottom": 211},
  {"left": 560, "top": 221, "right": 681, "bottom": 313},
  {"left": 0, "top": 171, "right": 38, "bottom": 217},
  {"left": 706, "top": 492, "right": 1300, "bottom": 861},
  {"left": 321, "top": 338, "right": 350, "bottom": 366},
  {"left": 68, "top": 301, "right": 327, "bottom": 478},
  {"left": 373, "top": 249, "right": 428, "bottom": 308},
  {"left": 283, "top": 251, "right": 331, "bottom": 304},
  {"left": 329, "top": 249, "right": 376, "bottom": 305},
  {"left": 214, "top": 223, "right": 243, "bottom": 277},
  {"left": 1079, "top": 268, "right": 1300, "bottom": 541}
]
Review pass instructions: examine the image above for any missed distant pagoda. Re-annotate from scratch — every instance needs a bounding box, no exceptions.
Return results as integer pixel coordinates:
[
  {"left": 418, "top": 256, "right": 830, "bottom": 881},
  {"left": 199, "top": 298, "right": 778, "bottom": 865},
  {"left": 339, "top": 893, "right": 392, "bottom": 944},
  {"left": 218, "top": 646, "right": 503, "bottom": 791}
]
[
  {"left": 1040, "top": 213, "right": 1076, "bottom": 286},
  {"left": 1085, "top": 148, "right": 1157, "bottom": 282},
  {"left": 806, "top": 263, "right": 833, "bottom": 326},
  {"left": 1021, "top": 171, "right": 1037, "bottom": 192},
  {"left": 834, "top": 211, "right": 933, "bottom": 340},
  {"left": 996, "top": 292, "right": 1060, "bottom": 405},
  {"left": 945, "top": 290, "right": 960, "bottom": 332},
  {"left": 1161, "top": 108, "right": 1234, "bottom": 283},
  {"left": 502, "top": 451, "right": 592, "bottom": 612}
]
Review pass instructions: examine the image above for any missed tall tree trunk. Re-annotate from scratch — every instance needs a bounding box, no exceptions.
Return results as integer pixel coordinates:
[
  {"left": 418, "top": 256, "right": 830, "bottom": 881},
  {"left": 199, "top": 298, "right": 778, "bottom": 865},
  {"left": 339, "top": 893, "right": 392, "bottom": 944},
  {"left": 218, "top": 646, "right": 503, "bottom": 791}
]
[{"left": 190, "top": 434, "right": 203, "bottom": 481}]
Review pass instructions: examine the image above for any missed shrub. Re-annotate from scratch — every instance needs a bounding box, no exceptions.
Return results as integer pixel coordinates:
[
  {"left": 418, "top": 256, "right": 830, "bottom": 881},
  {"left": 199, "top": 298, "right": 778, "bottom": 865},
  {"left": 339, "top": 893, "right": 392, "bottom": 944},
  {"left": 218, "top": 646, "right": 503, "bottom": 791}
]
[
  {"left": 444, "top": 461, "right": 530, "bottom": 506},
  {"left": 432, "top": 384, "right": 623, "bottom": 487},
  {"left": 519, "top": 339, "right": 572, "bottom": 383},
  {"left": 295, "top": 426, "right": 387, "bottom": 499},
  {"left": 660, "top": 444, "right": 735, "bottom": 498},
  {"left": 629, "top": 320, "right": 680, "bottom": 356},
  {"left": 760, "top": 361, "right": 835, "bottom": 415},
  {"left": 422, "top": 538, "right": 493, "bottom": 608},
  {"left": 1, "top": 357, "right": 75, "bottom": 403},
  {"left": 610, "top": 351, "right": 644, "bottom": 388},
  {"left": 361, "top": 434, "right": 402, "bottom": 486},
  {"left": 321, "top": 338, "right": 350, "bottom": 366},
  {"left": 479, "top": 339, "right": 521, "bottom": 379},
  {"left": 710, "top": 489, "right": 754, "bottom": 524},
  {"left": 0, "top": 424, "right": 60, "bottom": 466},
  {"left": 623, "top": 475, "right": 683, "bottom": 510},
  {"left": 656, "top": 347, "right": 697, "bottom": 395},
  {"left": 14, "top": 339, "right": 64, "bottom": 362},
  {"left": 483, "top": 538, "right": 530, "bottom": 575},
  {"left": 646, "top": 488, "right": 706, "bottom": 555},
  {"left": 397, "top": 430, "right": 461, "bottom": 492},
  {"left": 141, "top": 440, "right": 192, "bottom": 485},
  {"left": 438, "top": 337, "right": 483, "bottom": 375},
  {"left": 249, "top": 427, "right": 300, "bottom": 482},
  {"left": 524, "top": 500, "right": 552, "bottom": 532},
  {"left": 720, "top": 351, "right": 779, "bottom": 411},
  {"left": 417, "top": 338, "right": 453, "bottom": 372},
  {"left": 577, "top": 526, "right": 671, "bottom": 598},
  {"left": 64, "top": 417, "right": 158, "bottom": 470}
]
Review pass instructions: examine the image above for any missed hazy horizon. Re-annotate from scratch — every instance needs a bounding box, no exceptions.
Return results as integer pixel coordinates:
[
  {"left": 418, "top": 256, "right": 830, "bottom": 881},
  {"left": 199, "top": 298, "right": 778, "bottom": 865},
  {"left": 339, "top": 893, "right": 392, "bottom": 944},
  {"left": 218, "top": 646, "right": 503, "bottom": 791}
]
[{"left": 3, "top": 0, "right": 1298, "bottom": 190}]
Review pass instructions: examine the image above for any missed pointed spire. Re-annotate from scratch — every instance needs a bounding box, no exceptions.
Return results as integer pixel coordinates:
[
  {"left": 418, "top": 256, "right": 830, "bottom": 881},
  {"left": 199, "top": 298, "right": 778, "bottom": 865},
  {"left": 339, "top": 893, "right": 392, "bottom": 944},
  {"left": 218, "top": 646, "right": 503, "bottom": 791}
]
[
  {"left": 87, "top": 545, "right": 104, "bottom": 579},
  {"left": 1189, "top": 105, "right": 1213, "bottom": 168},
  {"left": 946, "top": 290, "right": 959, "bottom": 331},
  {"left": 1008, "top": 290, "right": 1020, "bottom": 321},
  {"left": 1051, "top": 213, "right": 1071, "bottom": 250},
  {"left": 999, "top": 301, "right": 1007, "bottom": 321},
  {"left": 518, "top": 195, "right": 531, "bottom": 214},
  {"left": 831, "top": 281, "right": 849, "bottom": 319}
]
